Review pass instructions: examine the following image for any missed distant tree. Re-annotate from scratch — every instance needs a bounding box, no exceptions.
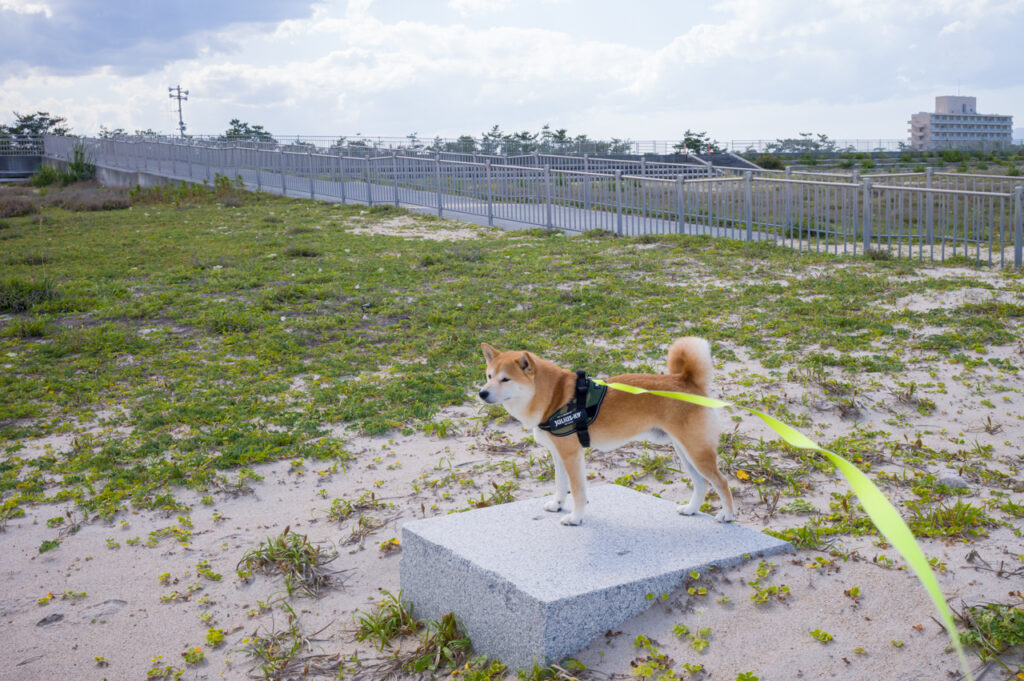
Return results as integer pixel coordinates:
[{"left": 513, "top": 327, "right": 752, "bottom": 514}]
[
  {"left": 281, "top": 137, "right": 315, "bottom": 152},
  {"left": 98, "top": 126, "right": 127, "bottom": 139},
  {"left": 607, "top": 137, "right": 633, "bottom": 154},
  {"left": 405, "top": 132, "right": 424, "bottom": 150},
  {"left": 1, "top": 111, "right": 71, "bottom": 138},
  {"left": 672, "top": 129, "right": 721, "bottom": 154},
  {"left": 765, "top": 132, "right": 836, "bottom": 155},
  {"left": 506, "top": 130, "right": 538, "bottom": 154},
  {"left": 480, "top": 125, "right": 504, "bottom": 155},
  {"left": 99, "top": 126, "right": 157, "bottom": 139},
  {"left": 221, "top": 118, "right": 275, "bottom": 143}
]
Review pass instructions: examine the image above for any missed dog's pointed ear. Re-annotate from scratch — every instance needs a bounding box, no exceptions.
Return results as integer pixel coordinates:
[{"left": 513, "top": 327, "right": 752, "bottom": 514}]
[
  {"left": 481, "top": 343, "right": 497, "bottom": 364},
  {"left": 518, "top": 352, "right": 534, "bottom": 374}
]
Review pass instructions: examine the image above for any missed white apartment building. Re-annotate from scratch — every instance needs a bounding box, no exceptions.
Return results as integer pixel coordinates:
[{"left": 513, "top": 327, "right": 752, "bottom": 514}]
[{"left": 908, "top": 96, "right": 1013, "bottom": 151}]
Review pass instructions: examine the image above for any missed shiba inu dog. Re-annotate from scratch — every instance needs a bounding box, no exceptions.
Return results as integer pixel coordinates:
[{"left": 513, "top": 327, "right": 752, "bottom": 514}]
[{"left": 478, "top": 337, "right": 734, "bottom": 526}]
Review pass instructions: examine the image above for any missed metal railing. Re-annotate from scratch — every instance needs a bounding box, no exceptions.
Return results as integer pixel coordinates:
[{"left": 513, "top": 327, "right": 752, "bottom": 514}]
[
  {"left": 43, "top": 135, "right": 1024, "bottom": 268},
  {"left": 0, "top": 136, "right": 43, "bottom": 156}
]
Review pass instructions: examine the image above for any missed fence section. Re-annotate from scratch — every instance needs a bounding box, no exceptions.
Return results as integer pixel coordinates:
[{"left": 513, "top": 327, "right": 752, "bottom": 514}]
[{"left": 43, "top": 135, "right": 1024, "bottom": 268}]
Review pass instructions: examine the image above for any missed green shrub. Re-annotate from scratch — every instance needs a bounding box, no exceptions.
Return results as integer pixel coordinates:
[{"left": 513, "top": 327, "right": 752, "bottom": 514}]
[
  {"left": 29, "top": 165, "right": 60, "bottom": 187},
  {"left": 62, "top": 142, "right": 96, "bottom": 184},
  {"left": 940, "top": 149, "right": 966, "bottom": 163},
  {"left": 755, "top": 154, "right": 784, "bottom": 170}
]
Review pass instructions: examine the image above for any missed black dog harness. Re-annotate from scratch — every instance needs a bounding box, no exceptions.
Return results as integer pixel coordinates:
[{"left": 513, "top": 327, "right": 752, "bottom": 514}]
[{"left": 537, "top": 370, "right": 607, "bottom": 447}]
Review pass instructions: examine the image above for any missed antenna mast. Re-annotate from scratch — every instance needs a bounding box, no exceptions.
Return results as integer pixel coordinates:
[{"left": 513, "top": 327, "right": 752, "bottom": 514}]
[{"left": 168, "top": 85, "right": 189, "bottom": 138}]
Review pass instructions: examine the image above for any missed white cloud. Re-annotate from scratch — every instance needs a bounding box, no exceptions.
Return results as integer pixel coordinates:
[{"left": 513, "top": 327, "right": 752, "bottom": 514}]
[
  {"left": 1, "top": 0, "right": 1021, "bottom": 141},
  {"left": 0, "top": 0, "right": 53, "bottom": 18},
  {"left": 447, "top": 0, "right": 515, "bottom": 14}
]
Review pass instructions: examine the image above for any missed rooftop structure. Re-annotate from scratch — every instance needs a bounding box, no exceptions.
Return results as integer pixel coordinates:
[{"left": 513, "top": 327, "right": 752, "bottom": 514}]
[{"left": 909, "top": 96, "right": 1013, "bottom": 151}]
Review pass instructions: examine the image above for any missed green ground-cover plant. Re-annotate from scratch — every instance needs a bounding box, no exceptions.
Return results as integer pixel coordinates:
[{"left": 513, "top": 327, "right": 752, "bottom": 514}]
[{"left": 955, "top": 598, "right": 1024, "bottom": 675}]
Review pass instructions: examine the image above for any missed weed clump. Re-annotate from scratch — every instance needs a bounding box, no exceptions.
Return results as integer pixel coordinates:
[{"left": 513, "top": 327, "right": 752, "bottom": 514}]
[
  {"left": 0, "top": 195, "right": 38, "bottom": 218},
  {"left": 237, "top": 526, "right": 341, "bottom": 597},
  {"left": 284, "top": 246, "right": 321, "bottom": 258},
  {"left": 955, "top": 599, "right": 1024, "bottom": 671},
  {"left": 0, "top": 276, "right": 58, "bottom": 313},
  {"left": 43, "top": 184, "right": 130, "bottom": 212}
]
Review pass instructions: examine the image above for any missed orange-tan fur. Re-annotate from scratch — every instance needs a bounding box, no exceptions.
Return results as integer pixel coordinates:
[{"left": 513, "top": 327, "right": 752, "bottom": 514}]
[{"left": 478, "top": 337, "right": 735, "bottom": 525}]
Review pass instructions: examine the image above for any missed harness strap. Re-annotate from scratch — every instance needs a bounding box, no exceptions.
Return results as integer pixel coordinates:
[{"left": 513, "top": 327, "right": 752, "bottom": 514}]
[
  {"left": 536, "top": 370, "right": 607, "bottom": 447},
  {"left": 573, "top": 370, "right": 592, "bottom": 447}
]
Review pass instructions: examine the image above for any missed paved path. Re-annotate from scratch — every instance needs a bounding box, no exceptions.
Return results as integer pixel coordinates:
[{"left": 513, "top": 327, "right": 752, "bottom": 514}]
[{"left": 88, "top": 155, "right": 772, "bottom": 242}]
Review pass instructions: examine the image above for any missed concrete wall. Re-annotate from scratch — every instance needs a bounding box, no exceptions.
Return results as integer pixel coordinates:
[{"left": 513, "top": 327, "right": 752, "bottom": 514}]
[
  {"left": 45, "top": 157, "right": 203, "bottom": 190},
  {"left": 0, "top": 154, "right": 42, "bottom": 179}
]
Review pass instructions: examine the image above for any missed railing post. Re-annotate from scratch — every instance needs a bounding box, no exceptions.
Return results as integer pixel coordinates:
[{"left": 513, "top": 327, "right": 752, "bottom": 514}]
[
  {"left": 784, "top": 173, "right": 793, "bottom": 236},
  {"left": 544, "top": 164, "right": 553, "bottom": 229},
  {"left": 392, "top": 153, "right": 400, "bottom": 207},
  {"left": 255, "top": 147, "right": 262, "bottom": 191},
  {"left": 1015, "top": 185, "right": 1023, "bottom": 268},
  {"left": 852, "top": 169, "right": 859, "bottom": 184},
  {"left": 744, "top": 171, "right": 753, "bottom": 241},
  {"left": 486, "top": 159, "right": 494, "bottom": 227},
  {"left": 926, "top": 167, "right": 935, "bottom": 251},
  {"left": 676, "top": 176, "right": 685, "bottom": 234},
  {"left": 279, "top": 150, "right": 287, "bottom": 194},
  {"left": 615, "top": 170, "right": 623, "bottom": 235},
  {"left": 366, "top": 157, "right": 374, "bottom": 207},
  {"left": 707, "top": 161, "right": 713, "bottom": 178},
  {"left": 339, "top": 155, "right": 346, "bottom": 203},
  {"left": 862, "top": 179, "right": 873, "bottom": 254},
  {"left": 434, "top": 153, "right": 442, "bottom": 217},
  {"left": 205, "top": 147, "right": 212, "bottom": 183},
  {"left": 583, "top": 153, "right": 589, "bottom": 173},
  {"left": 308, "top": 151, "right": 315, "bottom": 199}
]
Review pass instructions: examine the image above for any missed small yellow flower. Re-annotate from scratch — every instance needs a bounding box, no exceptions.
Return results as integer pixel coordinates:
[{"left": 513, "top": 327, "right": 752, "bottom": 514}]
[{"left": 736, "top": 470, "right": 750, "bottom": 481}]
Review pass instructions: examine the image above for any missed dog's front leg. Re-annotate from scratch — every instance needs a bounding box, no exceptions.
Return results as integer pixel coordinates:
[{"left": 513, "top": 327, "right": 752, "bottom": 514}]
[
  {"left": 543, "top": 448, "right": 568, "bottom": 513},
  {"left": 559, "top": 449, "right": 587, "bottom": 526}
]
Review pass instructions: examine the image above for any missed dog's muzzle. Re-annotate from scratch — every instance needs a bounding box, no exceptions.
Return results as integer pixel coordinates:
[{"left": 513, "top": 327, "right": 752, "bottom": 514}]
[{"left": 478, "top": 389, "right": 491, "bottom": 402}]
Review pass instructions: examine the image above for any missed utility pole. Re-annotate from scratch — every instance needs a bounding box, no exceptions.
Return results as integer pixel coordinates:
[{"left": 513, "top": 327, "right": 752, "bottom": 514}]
[{"left": 168, "top": 85, "right": 189, "bottom": 138}]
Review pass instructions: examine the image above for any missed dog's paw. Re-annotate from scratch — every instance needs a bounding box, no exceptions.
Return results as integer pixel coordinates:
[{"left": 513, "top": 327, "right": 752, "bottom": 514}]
[
  {"left": 543, "top": 499, "right": 564, "bottom": 513},
  {"left": 560, "top": 514, "right": 583, "bottom": 526},
  {"left": 677, "top": 504, "right": 699, "bottom": 516},
  {"left": 715, "top": 510, "right": 736, "bottom": 523}
]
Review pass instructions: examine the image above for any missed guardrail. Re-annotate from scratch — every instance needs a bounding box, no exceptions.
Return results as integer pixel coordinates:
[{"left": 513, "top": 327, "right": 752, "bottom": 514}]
[{"left": 43, "top": 135, "right": 1024, "bottom": 268}]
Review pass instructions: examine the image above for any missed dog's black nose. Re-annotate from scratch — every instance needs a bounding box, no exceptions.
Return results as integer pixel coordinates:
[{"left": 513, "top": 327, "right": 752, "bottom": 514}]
[{"left": 478, "top": 390, "right": 489, "bottom": 401}]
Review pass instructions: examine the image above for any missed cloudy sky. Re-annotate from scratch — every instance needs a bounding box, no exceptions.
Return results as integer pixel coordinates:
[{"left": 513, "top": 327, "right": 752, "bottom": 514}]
[{"left": 2, "top": 0, "right": 1022, "bottom": 145}]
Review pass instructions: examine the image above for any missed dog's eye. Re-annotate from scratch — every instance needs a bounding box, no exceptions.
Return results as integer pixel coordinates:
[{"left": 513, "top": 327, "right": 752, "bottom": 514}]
[
  {"left": 500, "top": 377, "right": 510, "bottom": 382},
  {"left": 487, "top": 374, "right": 492, "bottom": 379}
]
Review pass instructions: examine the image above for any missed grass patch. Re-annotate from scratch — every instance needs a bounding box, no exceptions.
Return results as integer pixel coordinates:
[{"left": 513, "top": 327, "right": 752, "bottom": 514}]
[
  {"left": 0, "top": 276, "right": 58, "bottom": 313},
  {"left": 0, "top": 185, "right": 1020, "bottom": 533}
]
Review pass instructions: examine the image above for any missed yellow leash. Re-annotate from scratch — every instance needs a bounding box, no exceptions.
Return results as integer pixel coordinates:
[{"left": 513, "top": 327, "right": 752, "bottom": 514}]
[{"left": 594, "top": 379, "right": 973, "bottom": 681}]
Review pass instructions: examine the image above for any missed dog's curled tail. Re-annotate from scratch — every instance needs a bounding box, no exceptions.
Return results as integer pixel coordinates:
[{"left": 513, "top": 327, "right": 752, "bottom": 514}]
[{"left": 667, "top": 337, "right": 713, "bottom": 390}]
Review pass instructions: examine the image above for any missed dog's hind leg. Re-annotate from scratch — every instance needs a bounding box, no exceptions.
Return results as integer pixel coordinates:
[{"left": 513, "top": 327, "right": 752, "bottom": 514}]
[
  {"left": 670, "top": 436, "right": 735, "bottom": 522},
  {"left": 671, "top": 442, "right": 707, "bottom": 516}
]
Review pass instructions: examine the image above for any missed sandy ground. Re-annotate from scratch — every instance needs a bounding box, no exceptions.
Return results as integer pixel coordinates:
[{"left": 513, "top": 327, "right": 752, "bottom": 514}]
[{"left": 2, "top": 265, "right": 1023, "bottom": 680}]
